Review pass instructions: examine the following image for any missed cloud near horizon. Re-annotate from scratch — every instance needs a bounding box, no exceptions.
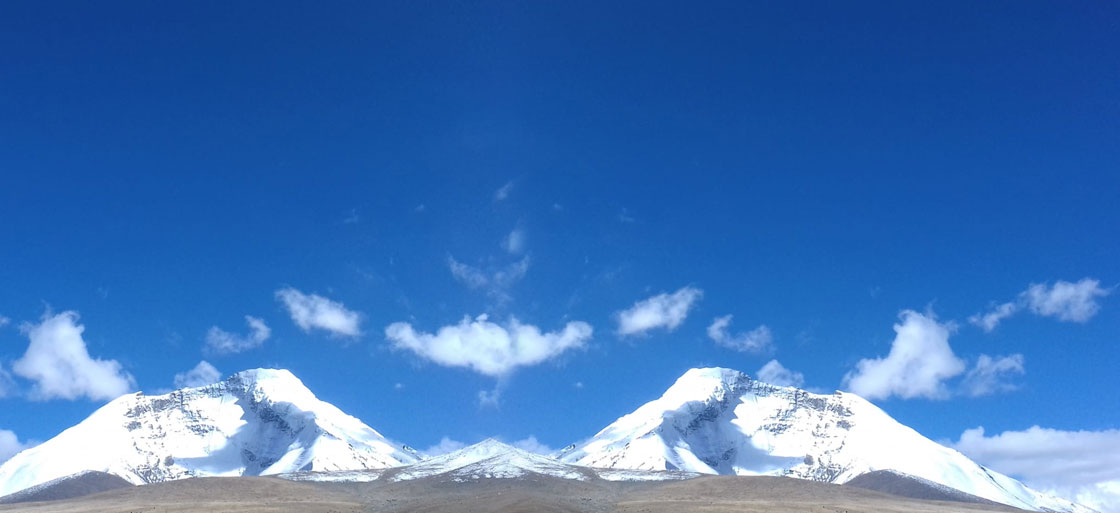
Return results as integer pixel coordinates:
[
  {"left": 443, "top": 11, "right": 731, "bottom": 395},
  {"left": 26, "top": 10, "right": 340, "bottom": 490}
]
[
  {"left": 0, "top": 429, "right": 30, "bottom": 465},
  {"left": 173, "top": 361, "right": 223, "bottom": 388},
  {"left": 385, "top": 314, "right": 593, "bottom": 377},
  {"left": 616, "top": 286, "right": 702, "bottom": 336},
  {"left": 970, "top": 278, "right": 1110, "bottom": 332},
  {"left": 707, "top": 315, "right": 773, "bottom": 353},
  {"left": 204, "top": 316, "right": 271, "bottom": 355},
  {"left": 276, "top": 287, "right": 362, "bottom": 337},
  {"left": 756, "top": 359, "right": 804, "bottom": 388},
  {"left": 11, "top": 311, "right": 135, "bottom": 401},
  {"left": 953, "top": 426, "right": 1120, "bottom": 513}
]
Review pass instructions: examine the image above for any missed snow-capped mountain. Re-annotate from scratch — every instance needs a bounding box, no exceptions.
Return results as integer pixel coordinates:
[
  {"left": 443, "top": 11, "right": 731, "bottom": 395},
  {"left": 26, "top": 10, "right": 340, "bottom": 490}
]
[
  {"left": 558, "top": 367, "right": 1094, "bottom": 513},
  {"left": 0, "top": 369, "right": 419, "bottom": 497},
  {"left": 279, "top": 438, "right": 697, "bottom": 483}
]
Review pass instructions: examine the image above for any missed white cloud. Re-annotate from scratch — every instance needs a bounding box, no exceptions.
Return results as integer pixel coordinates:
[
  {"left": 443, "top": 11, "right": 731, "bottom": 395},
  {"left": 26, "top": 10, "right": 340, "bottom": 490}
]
[
  {"left": 447, "top": 256, "right": 530, "bottom": 303},
  {"left": 756, "top": 359, "right": 805, "bottom": 388},
  {"left": 962, "top": 353, "right": 1025, "bottom": 397},
  {"left": 425, "top": 436, "right": 466, "bottom": 456},
  {"left": 494, "top": 181, "right": 514, "bottom": 201},
  {"left": 385, "top": 314, "right": 592, "bottom": 377},
  {"left": 0, "top": 429, "right": 30, "bottom": 464},
  {"left": 0, "top": 363, "right": 14, "bottom": 398},
  {"left": 477, "top": 388, "right": 501, "bottom": 408},
  {"left": 205, "top": 316, "right": 271, "bottom": 355},
  {"left": 707, "top": 315, "right": 773, "bottom": 353},
  {"left": 1023, "top": 278, "right": 1109, "bottom": 322},
  {"left": 0, "top": 315, "right": 9, "bottom": 328},
  {"left": 12, "top": 311, "right": 135, "bottom": 401},
  {"left": 173, "top": 361, "right": 223, "bottom": 389},
  {"left": 843, "top": 310, "right": 966, "bottom": 400},
  {"left": 616, "top": 286, "right": 702, "bottom": 336},
  {"left": 969, "top": 302, "right": 1019, "bottom": 332},
  {"left": 393, "top": 382, "right": 404, "bottom": 391},
  {"left": 970, "top": 278, "right": 1110, "bottom": 331},
  {"left": 954, "top": 426, "right": 1120, "bottom": 513},
  {"left": 502, "top": 228, "right": 526, "bottom": 254},
  {"left": 276, "top": 287, "right": 362, "bottom": 337},
  {"left": 511, "top": 435, "right": 554, "bottom": 455}
]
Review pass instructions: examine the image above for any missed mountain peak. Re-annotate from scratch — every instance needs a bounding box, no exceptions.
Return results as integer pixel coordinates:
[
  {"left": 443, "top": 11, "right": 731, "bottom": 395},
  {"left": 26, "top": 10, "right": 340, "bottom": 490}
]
[
  {"left": 0, "top": 367, "right": 418, "bottom": 498},
  {"left": 561, "top": 366, "right": 1094, "bottom": 513}
]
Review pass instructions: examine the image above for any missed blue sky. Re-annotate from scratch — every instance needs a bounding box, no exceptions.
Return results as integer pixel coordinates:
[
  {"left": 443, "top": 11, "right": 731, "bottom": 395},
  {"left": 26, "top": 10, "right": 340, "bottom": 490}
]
[{"left": 1, "top": 1, "right": 1118, "bottom": 509}]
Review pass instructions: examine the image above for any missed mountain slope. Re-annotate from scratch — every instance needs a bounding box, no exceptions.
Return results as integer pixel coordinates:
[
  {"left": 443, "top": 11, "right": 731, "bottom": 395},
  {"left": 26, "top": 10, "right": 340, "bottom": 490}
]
[
  {"left": 558, "top": 367, "right": 1093, "bottom": 513},
  {"left": 279, "top": 439, "right": 698, "bottom": 483},
  {"left": 0, "top": 369, "right": 419, "bottom": 496}
]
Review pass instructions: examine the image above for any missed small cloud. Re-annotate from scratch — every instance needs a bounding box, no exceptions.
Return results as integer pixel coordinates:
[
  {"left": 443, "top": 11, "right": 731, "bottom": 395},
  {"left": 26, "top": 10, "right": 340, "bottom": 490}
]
[
  {"left": 1022, "top": 278, "right": 1109, "bottom": 322},
  {"left": 969, "top": 302, "right": 1019, "bottom": 333},
  {"left": 12, "top": 311, "right": 135, "bottom": 401},
  {"left": 494, "top": 181, "right": 514, "bottom": 202},
  {"left": 205, "top": 316, "right": 271, "bottom": 355},
  {"left": 414, "top": 204, "right": 426, "bottom": 213},
  {"left": 502, "top": 228, "right": 526, "bottom": 255},
  {"left": 385, "top": 314, "right": 592, "bottom": 377},
  {"left": 342, "top": 208, "right": 360, "bottom": 224},
  {"left": 276, "top": 287, "right": 362, "bottom": 337},
  {"left": 756, "top": 359, "right": 805, "bottom": 388},
  {"left": 0, "top": 363, "right": 14, "bottom": 398},
  {"left": 962, "top": 354, "right": 1025, "bottom": 397},
  {"left": 393, "top": 382, "right": 404, "bottom": 391},
  {"left": 424, "top": 436, "right": 467, "bottom": 456},
  {"left": 843, "top": 310, "right": 966, "bottom": 400},
  {"left": 511, "top": 435, "right": 554, "bottom": 455},
  {"left": 552, "top": 203, "right": 563, "bottom": 211},
  {"left": 0, "top": 429, "right": 31, "bottom": 465},
  {"left": 173, "top": 361, "right": 223, "bottom": 389},
  {"left": 618, "top": 208, "right": 636, "bottom": 223},
  {"left": 0, "top": 316, "right": 8, "bottom": 328},
  {"left": 447, "top": 256, "right": 530, "bottom": 304},
  {"left": 970, "top": 278, "right": 1110, "bottom": 331},
  {"left": 616, "top": 286, "right": 702, "bottom": 336},
  {"left": 478, "top": 388, "right": 501, "bottom": 408},
  {"left": 573, "top": 381, "right": 584, "bottom": 389},
  {"left": 707, "top": 315, "right": 773, "bottom": 353}
]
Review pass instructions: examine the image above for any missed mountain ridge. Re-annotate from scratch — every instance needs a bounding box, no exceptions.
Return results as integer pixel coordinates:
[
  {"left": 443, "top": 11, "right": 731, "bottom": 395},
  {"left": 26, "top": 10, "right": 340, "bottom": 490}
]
[{"left": 559, "top": 367, "right": 1093, "bottom": 513}]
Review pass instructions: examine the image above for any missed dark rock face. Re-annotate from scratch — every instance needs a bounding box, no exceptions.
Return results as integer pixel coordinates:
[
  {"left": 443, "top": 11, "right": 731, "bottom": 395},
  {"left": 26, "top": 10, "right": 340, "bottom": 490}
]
[
  {"left": 844, "top": 470, "right": 1001, "bottom": 505},
  {"left": 0, "top": 471, "right": 133, "bottom": 504}
]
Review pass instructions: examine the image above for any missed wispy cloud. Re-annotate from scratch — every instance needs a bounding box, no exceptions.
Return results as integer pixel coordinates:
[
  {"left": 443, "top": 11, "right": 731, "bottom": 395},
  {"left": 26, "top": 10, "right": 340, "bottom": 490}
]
[
  {"left": 962, "top": 354, "right": 1025, "bottom": 397},
  {"left": 954, "top": 426, "right": 1120, "bottom": 513},
  {"left": 447, "top": 256, "right": 530, "bottom": 304},
  {"left": 707, "top": 315, "right": 773, "bottom": 353},
  {"left": 502, "top": 228, "right": 526, "bottom": 255},
  {"left": 424, "top": 436, "right": 467, "bottom": 456},
  {"left": 385, "top": 314, "right": 592, "bottom": 377},
  {"left": 276, "top": 287, "right": 362, "bottom": 337},
  {"left": 616, "top": 286, "right": 702, "bottom": 336},
  {"left": 494, "top": 181, "right": 514, "bottom": 202},
  {"left": 12, "top": 311, "right": 135, "bottom": 401},
  {"left": 511, "top": 435, "right": 554, "bottom": 455},
  {"left": 756, "top": 359, "right": 804, "bottom": 388},
  {"left": 205, "top": 316, "right": 271, "bottom": 355},
  {"left": 173, "top": 361, "right": 223, "bottom": 389},
  {"left": 970, "top": 278, "right": 1110, "bottom": 332}
]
